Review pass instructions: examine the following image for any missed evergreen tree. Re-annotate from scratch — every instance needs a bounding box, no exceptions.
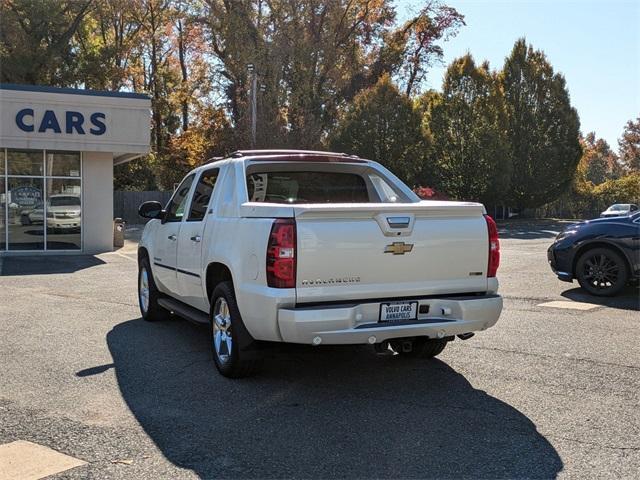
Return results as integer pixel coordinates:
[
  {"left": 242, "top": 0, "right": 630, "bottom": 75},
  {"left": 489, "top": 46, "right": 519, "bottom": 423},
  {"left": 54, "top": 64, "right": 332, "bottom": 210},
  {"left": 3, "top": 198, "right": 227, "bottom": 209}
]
[
  {"left": 328, "top": 74, "right": 427, "bottom": 186},
  {"left": 425, "top": 54, "right": 510, "bottom": 205},
  {"left": 500, "top": 38, "right": 581, "bottom": 209}
]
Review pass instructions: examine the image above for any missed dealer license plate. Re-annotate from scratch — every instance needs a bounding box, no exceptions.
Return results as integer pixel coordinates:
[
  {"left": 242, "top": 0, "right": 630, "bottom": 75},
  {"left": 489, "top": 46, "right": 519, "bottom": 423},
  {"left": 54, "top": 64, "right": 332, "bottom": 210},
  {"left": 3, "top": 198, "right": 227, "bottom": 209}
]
[{"left": 379, "top": 301, "right": 418, "bottom": 322}]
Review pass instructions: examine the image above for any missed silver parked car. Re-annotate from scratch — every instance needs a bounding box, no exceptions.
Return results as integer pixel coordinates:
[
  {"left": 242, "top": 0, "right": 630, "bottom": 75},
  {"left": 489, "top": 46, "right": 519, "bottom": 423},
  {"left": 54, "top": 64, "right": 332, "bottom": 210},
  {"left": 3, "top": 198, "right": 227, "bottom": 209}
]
[{"left": 600, "top": 203, "right": 638, "bottom": 218}]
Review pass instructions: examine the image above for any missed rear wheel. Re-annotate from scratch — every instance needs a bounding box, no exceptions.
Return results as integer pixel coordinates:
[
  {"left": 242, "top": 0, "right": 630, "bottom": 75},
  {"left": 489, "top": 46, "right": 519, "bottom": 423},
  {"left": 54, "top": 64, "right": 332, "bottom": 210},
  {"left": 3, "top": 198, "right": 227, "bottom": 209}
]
[
  {"left": 138, "top": 257, "right": 170, "bottom": 321},
  {"left": 576, "top": 247, "right": 628, "bottom": 297},
  {"left": 210, "top": 281, "right": 261, "bottom": 378},
  {"left": 397, "top": 337, "right": 448, "bottom": 359}
]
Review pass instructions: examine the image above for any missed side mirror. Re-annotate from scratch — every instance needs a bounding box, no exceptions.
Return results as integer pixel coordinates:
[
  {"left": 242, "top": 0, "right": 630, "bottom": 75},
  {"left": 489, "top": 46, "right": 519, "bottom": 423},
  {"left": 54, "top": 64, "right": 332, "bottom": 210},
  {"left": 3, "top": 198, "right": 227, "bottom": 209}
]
[{"left": 138, "top": 201, "right": 164, "bottom": 219}]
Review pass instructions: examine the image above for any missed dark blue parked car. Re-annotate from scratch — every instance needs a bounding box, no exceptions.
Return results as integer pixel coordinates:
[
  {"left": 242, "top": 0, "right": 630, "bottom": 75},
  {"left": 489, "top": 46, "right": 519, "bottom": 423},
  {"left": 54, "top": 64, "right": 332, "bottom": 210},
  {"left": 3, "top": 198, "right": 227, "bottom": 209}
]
[{"left": 548, "top": 212, "right": 640, "bottom": 296}]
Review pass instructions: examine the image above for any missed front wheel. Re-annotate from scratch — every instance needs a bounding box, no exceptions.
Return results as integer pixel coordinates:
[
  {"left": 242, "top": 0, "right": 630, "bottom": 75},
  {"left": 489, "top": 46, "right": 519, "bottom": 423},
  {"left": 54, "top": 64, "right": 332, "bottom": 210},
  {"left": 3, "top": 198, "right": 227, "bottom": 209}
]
[
  {"left": 138, "top": 257, "right": 170, "bottom": 321},
  {"left": 576, "top": 247, "right": 628, "bottom": 297},
  {"left": 210, "top": 281, "right": 261, "bottom": 378}
]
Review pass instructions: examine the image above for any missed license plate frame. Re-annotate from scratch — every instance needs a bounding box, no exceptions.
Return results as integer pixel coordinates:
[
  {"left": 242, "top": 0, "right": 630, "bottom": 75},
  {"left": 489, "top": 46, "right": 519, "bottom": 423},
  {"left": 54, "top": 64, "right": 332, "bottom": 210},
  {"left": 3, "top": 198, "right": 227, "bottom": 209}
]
[{"left": 379, "top": 301, "right": 419, "bottom": 323}]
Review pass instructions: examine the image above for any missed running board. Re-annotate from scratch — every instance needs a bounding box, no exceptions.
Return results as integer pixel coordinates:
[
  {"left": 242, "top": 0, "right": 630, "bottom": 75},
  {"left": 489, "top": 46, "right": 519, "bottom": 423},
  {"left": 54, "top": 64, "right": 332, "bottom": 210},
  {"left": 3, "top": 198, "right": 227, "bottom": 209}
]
[{"left": 158, "top": 297, "right": 209, "bottom": 325}]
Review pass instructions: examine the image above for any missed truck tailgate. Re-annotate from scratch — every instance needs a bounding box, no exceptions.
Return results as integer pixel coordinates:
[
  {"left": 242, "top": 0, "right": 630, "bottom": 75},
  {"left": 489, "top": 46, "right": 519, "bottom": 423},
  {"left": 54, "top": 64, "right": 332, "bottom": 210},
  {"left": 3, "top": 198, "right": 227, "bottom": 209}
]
[{"left": 293, "top": 201, "right": 489, "bottom": 303}]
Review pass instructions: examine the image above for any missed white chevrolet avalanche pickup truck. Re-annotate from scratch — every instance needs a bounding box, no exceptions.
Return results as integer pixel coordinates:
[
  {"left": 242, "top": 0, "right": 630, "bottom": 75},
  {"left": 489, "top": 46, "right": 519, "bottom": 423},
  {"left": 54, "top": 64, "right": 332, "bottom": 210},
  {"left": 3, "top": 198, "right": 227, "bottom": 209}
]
[{"left": 137, "top": 150, "right": 503, "bottom": 378}]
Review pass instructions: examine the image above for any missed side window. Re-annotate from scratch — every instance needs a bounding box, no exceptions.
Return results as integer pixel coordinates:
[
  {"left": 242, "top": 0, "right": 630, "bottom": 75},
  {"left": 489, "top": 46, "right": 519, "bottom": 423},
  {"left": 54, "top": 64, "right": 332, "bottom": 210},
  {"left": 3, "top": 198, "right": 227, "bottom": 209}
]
[
  {"left": 187, "top": 168, "right": 219, "bottom": 221},
  {"left": 165, "top": 174, "right": 195, "bottom": 222}
]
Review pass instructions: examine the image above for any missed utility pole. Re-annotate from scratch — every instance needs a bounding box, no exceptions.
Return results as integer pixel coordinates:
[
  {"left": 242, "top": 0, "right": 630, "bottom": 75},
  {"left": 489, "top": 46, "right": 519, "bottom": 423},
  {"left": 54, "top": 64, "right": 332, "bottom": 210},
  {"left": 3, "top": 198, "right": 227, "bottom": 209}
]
[{"left": 247, "top": 64, "right": 257, "bottom": 148}]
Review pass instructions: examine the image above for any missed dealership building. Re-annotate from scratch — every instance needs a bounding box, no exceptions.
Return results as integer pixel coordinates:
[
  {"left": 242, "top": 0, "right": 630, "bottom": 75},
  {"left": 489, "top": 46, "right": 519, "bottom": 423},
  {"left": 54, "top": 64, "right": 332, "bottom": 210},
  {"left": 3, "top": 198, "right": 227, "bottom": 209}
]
[{"left": 0, "top": 84, "right": 150, "bottom": 255}]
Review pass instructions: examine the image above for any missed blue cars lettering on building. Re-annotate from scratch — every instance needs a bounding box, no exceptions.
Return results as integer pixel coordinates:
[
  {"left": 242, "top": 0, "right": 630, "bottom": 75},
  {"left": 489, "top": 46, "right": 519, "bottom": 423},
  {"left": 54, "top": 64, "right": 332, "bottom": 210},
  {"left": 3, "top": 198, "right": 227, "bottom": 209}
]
[{"left": 15, "top": 108, "right": 106, "bottom": 135}]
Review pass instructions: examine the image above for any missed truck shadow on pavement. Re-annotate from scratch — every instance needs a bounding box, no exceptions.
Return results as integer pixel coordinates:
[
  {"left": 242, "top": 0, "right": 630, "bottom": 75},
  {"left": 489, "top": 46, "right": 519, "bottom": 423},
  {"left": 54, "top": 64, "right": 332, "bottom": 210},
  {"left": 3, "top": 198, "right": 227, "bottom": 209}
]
[{"left": 105, "top": 318, "right": 563, "bottom": 479}]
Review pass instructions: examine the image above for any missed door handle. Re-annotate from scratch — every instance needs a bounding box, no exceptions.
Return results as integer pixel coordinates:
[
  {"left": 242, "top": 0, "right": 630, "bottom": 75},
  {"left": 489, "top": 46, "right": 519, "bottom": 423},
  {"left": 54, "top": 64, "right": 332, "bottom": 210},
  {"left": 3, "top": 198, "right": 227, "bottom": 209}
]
[
  {"left": 190, "top": 235, "right": 201, "bottom": 242},
  {"left": 387, "top": 216, "right": 411, "bottom": 228},
  {"left": 168, "top": 234, "right": 177, "bottom": 241}
]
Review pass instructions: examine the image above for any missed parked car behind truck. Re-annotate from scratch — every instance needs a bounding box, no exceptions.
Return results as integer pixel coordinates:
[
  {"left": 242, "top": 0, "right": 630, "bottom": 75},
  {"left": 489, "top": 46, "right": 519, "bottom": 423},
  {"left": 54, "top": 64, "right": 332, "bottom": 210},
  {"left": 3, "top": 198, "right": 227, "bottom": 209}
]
[
  {"left": 548, "top": 212, "right": 640, "bottom": 296},
  {"left": 137, "top": 150, "right": 503, "bottom": 378}
]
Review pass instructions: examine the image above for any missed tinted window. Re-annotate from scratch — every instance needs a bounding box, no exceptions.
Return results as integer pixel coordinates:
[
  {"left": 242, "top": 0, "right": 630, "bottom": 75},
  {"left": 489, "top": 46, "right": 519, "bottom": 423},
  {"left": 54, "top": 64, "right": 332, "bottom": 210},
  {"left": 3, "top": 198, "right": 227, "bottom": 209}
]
[
  {"left": 165, "top": 174, "right": 195, "bottom": 222},
  {"left": 247, "top": 171, "right": 370, "bottom": 204},
  {"left": 49, "top": 196, "right": 81, "bottom": 206},
  {"left": 188, "top": 168, "right": 219, "bottom": 221},
  {"left": 610, "top": 204, "right": 628, "bottom": 211}
]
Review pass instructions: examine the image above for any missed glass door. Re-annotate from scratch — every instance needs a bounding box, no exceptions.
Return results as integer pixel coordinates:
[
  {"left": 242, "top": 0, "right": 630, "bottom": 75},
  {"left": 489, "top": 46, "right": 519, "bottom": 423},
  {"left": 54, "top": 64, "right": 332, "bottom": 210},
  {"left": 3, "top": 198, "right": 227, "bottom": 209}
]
[
  {"left": 2, "top": 149, "right": 82, "bottom": 252},
  {"left": 7, "top": 177, "right": 46, "bottom": 251}
]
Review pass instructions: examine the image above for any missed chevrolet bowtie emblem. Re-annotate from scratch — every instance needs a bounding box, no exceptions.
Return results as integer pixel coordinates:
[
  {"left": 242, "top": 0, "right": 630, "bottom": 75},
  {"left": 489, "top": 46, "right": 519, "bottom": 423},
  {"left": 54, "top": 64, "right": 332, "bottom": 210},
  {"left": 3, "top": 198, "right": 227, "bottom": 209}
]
[{"left": 384, "top": 242, "right": 414, "bottom": 255}]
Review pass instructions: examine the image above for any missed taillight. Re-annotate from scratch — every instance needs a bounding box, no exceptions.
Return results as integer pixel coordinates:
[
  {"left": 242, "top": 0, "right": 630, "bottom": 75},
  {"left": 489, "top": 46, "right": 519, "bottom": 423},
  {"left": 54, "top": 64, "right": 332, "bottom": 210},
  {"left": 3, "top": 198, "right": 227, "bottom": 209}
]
[
  {"left": 266, "top": 218, "right": 296, "bottom": 288},
  {"left": 484, "top": 214, "right": 500, "bottom": 277}
]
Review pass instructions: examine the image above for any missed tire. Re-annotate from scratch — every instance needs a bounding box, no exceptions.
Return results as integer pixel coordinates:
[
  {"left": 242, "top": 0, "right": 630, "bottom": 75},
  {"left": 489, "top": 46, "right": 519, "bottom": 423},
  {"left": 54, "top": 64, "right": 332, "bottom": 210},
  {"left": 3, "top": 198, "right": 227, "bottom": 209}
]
[
  {"left": 210, "top": 281, "right": 262, "bottom": 378},
  {"left": 576, "top": 247, "right": 628, "bottom": 297},
  {"left": 138, "top": 256, "right": 170, "bottom": 321},
  {"left": 399, "top": 337, "right": 448, "bottom": 359}
]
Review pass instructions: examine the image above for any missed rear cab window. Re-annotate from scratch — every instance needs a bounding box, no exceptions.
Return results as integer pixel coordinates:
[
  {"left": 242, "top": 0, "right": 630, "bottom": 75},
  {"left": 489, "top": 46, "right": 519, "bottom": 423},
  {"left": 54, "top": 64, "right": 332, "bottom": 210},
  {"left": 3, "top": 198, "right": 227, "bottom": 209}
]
[{"left": 245, "top": 162, "right": 411, "bottom": 204}]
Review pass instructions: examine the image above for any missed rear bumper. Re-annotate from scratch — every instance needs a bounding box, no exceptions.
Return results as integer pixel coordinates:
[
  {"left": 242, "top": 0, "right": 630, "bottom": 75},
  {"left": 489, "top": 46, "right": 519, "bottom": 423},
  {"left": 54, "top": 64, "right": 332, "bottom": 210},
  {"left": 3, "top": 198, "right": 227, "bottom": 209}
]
[{"left": 278, "top": 294, "right": 503, "bottom": 345}]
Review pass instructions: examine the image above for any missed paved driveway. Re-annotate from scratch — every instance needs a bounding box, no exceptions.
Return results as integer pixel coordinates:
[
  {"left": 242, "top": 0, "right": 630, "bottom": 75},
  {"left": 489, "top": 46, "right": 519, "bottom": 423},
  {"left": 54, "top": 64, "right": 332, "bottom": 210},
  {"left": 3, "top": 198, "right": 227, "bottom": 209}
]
[{"left": 0, "top": 222, "right": 638, "bottom": 479}]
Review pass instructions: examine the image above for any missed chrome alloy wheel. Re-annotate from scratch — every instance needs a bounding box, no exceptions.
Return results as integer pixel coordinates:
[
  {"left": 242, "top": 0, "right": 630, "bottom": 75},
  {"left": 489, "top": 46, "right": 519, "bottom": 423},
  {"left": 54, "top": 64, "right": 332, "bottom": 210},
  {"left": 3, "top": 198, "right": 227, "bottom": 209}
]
[
  {"left": 139, "top": 267, "right": 150, "bottom": 314},
  {"left": 213, "top": 297, "right": 233, "bottom": 364}
]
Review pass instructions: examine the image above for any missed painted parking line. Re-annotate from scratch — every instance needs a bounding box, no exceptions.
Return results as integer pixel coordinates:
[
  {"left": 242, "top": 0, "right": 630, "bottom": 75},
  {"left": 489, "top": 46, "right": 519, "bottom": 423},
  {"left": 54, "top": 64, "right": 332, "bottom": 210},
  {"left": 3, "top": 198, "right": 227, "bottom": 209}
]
[
  {"left": 537, "top": 300, "right": 599, "bottom": 311},
  {"left": 0, "top": 440, "right": 86, "bottom": 480}
]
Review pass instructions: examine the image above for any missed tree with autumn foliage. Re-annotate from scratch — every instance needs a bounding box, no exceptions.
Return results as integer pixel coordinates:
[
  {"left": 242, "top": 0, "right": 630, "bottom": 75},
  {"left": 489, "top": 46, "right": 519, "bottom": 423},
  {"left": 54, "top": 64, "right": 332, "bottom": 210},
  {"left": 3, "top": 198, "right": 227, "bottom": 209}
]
[
  {"left": 536, "top": 127, "right": 639, "bottom": 218},
  {"left": 0, "top": 0, "right": 466, "bottom": 190},
  {"left": 576, "top": 133, "right": 623, "bottom": 186},
  {"left": 425, "top": 54, "right": 510, "bottom": 205},
  {"left": 618, "top": 117, "right": 640, "bottom": 172},
  {"left": 199, "top": 0, "right": 464, "bottom": 148}
]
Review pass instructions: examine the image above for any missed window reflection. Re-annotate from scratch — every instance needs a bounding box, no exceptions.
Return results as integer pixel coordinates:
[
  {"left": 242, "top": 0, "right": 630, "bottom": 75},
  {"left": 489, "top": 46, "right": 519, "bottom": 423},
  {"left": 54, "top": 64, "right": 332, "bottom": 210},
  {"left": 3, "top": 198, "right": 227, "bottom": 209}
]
[
  {"left": 46, "top": 151, "right": 81, "bottom": 177},
  {"left": 7, "top": 177, "right": 45, "bottom": 250},
  {"left": 46, "top": 178, "right": 81, "bottom": 250},
  {"left": 7, "top": 150, "right": 43, "bottom": 176}
]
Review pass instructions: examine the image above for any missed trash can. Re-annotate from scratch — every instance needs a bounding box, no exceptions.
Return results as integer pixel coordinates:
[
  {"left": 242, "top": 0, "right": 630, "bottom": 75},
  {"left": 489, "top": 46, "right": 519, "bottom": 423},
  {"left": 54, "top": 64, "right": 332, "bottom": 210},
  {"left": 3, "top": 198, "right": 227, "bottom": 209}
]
[{"left": 113, "top": 218, "right": 125, "bottom": 248}]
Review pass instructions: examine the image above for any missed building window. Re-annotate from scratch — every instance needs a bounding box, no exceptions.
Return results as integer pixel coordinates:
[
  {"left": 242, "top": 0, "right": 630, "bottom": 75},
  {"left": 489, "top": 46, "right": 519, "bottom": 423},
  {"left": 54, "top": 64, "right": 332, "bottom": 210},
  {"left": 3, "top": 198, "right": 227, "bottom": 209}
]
[
  {"left": 0, "top": 177, "right": 5, "bottom": 251},
  {"left": 2, "top": 149, "right": 82, "bottom": 251}
]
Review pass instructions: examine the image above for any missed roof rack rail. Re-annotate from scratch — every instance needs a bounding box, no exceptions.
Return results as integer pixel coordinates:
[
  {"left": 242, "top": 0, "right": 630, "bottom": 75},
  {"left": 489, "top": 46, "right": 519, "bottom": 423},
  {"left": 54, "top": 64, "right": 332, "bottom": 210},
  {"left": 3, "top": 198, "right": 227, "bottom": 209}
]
[
  {"left": 231, "top": 149, "right": 357, "bottom": 157},
  {"left": 225, "top": 149, "right": 365, "bottom": 163}
]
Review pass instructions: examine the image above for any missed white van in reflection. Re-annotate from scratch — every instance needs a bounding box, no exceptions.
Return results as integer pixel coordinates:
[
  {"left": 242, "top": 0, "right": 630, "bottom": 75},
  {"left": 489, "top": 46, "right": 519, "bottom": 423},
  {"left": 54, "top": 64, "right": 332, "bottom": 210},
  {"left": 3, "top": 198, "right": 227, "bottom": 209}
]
[{"left": 20, "top": 194, "right": 81, "bottom": 232}]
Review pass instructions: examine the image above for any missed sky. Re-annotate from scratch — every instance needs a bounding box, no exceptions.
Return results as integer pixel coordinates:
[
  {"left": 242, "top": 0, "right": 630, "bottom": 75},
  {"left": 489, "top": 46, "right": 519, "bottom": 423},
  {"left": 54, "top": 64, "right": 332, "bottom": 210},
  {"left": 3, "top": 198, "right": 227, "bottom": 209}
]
[{"left": 397, "top": 0, "right": 640, "bottom": 149}]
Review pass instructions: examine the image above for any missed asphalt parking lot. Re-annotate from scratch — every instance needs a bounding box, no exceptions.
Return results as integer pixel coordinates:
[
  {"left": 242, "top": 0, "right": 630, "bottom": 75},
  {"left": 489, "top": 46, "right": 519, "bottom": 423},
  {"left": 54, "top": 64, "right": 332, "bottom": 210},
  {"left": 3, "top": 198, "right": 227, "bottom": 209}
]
[{"left": 0, "top": 221, "right": 638, "bottom": 479}]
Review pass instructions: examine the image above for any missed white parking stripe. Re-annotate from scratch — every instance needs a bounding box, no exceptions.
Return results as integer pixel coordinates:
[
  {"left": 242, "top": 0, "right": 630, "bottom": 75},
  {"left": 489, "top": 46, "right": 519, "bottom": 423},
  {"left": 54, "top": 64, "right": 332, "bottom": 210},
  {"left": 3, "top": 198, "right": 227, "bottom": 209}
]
[
  {"left": 0, "top": 440, "right": 86, "bottom": 480},
  {"left": 537, "top": 300, "right": 599, "bottom": 311}
]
